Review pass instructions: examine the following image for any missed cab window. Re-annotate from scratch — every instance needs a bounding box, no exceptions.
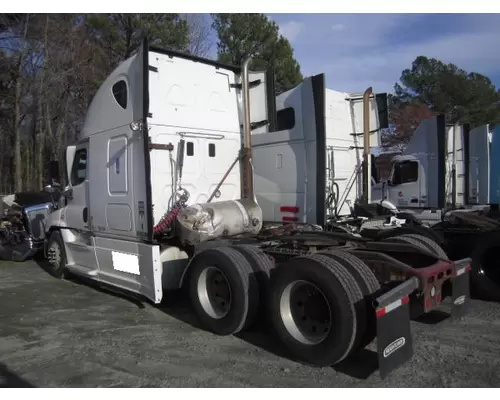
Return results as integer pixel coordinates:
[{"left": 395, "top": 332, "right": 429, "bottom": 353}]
[
  {"left": 71, "top": 148, "right": 88, "bottom": 186},
  {"left": 391, "top": 160, "right": 418, "bottom": 185}
]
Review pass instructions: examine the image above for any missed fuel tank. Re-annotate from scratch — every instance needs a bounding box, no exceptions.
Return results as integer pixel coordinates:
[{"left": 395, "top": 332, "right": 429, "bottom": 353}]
[{"left": 175, "top": 199, "right": 263, "bottom": 245}]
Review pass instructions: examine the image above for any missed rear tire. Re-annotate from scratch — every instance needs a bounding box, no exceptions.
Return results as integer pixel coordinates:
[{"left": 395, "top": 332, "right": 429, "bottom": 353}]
[
  {"left": 268, "top": 254, "right": 364, "bottom": 366},
  {"left": 469, "top": 233, "right": 500, "bottom": 302},
  {"left": 232, "top": 244, "right": 275, "bottom": 326},
  {"left": 319, "top": 249, "right": 380, "bottom": 349},
  {"left": 46, "top": 231, "right": 67, "bottom": 279},
  {"left": 187, "top": 246, "right": 259, "bottom": 335},
  {"left": 385, "top": 234, "right": 448, "bottom": 259}
]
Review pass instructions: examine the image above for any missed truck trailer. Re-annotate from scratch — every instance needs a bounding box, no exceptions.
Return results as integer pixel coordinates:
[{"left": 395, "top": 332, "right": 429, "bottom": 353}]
[{"left": 0, "top": 40, "right": 472, "bottom": 379}]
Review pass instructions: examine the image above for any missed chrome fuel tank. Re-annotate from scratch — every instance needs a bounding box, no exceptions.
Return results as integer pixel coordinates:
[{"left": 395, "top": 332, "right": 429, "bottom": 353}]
[{"left": 175, "top": 199, "right": 262, "bottom": 245}]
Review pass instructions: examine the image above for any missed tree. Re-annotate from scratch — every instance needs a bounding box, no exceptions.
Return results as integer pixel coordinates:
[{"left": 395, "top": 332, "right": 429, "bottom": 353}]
[
  {"left": 393, "top": 56, "right": 500, "bottom": 127},
  {"left": 212, "top": 13, "right": 303, "bottom": 94},
  {"left": 183, "top": 13, "right": 213, "bottom": 57},
  {"left": 84, "top": 14, "right": 190, "bottom": 70},
  {"left": 381, "top": 100, "right": 438, "bottom": 151}
]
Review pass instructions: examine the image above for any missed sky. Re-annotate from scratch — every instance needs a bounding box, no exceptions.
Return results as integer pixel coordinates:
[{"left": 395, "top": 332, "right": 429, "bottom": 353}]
[{"left": 265, "top": 13, "right": 500, "bottom": 94}]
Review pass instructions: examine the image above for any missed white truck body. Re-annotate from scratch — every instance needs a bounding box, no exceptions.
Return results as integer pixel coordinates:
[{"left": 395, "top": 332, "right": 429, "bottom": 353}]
[
  {"left": 46, "top": 42, "right": 271, "bottom": 304},
  {"left": 371, "top": 115, "right": 491, "bottom": 214},
  {"left": 252, "top": 74, "right": 388, "bottom": 226},
  {"left": 38, "top": 45, "right": 472, "bottom": 377}
]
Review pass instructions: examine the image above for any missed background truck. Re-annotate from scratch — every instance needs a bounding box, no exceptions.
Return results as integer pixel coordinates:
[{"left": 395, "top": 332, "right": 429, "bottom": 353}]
[
  {"left": 371, "top": 116, "right": 491, "bottom": 222},
  {"left": 369, "top": 115, "right": 500, "bottom": 301},
  {"left": 251, "top": 75, "right": 500, "bottom": 302},
  {"left": 252, "top": 74, "right": 387, "bottom": 225},
  {"left": 0, "top": 39, "right": 472, "bottom": 379}
]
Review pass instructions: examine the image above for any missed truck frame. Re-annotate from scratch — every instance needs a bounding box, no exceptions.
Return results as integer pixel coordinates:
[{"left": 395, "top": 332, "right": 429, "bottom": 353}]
[{"left": 32, "top": 39, "right": 471, "bottom": 379}]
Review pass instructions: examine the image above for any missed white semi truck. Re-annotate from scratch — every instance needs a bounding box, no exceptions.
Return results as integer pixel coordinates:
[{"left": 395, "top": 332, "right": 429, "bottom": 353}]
[
  {"left": 252, "top": 75, "right": 387, "bottom": 225},
  {"left": 371, "top": 116, "right": 491, "bottom": 221},
  {"left": 3, "top": 39, "right": 472, "bottom": 379}
]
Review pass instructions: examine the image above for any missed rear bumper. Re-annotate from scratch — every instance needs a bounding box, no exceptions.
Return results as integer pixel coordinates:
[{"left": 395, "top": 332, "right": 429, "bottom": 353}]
[{"left": 372, "top": 257, "right": 471, "bottom": 379}]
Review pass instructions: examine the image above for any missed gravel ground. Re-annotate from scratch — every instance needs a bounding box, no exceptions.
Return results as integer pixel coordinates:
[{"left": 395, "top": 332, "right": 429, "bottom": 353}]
[{"left": 1, "top": 259, "right": 500, "bottom": 388}]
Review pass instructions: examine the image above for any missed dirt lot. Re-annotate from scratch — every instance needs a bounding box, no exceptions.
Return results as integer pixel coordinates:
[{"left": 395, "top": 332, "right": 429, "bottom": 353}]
[{"left": 1, "top": 260, "right": 500, "bottom": 388}]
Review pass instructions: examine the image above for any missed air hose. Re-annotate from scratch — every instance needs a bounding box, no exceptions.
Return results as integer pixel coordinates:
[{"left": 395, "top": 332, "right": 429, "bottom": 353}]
[
  {"left": 326, "top": 181, "right": 340, "bottom": 218},
  {"left": 153, "top": 189, "right": 190, "bottom": 235}
]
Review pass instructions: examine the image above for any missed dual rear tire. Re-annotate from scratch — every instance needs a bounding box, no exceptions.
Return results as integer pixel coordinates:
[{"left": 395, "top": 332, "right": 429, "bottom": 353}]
[
  {"left": 188, "top": 245, "right": 380, "bottom": 367},
  {"left": 187, "top": 245, "right": 274, "bottom": 336}
]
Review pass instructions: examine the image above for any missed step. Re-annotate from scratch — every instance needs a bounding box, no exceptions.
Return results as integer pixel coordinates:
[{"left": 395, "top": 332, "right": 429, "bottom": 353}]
[{"left": 66, "top": 264, "right": 98, "bottom": 277}]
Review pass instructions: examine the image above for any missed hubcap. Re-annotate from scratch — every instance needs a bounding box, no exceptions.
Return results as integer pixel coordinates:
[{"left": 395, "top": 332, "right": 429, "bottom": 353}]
[
  {"left": 47, "top": 241, "right": 61, "bottom": 267},
  {"left": 197, "top": 266, "right": 232, "bottom": 319},
  {"left": 280, "top": 280, "right": 332, "bottom": 345}
]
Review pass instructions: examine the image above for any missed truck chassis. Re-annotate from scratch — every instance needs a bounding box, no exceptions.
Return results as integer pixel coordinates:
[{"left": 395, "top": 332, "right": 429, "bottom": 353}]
[{"left": 44, "top": 220, "right": 471, "bottom": 380}]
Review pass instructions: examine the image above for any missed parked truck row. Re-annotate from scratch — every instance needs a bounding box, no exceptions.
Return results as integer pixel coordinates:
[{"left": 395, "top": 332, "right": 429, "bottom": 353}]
[
  {"left": 250, "top": 75, "right": 500, "bottom": 302},
  {"left": 0, "top": 39, "right": 472, "bottom": 379}
]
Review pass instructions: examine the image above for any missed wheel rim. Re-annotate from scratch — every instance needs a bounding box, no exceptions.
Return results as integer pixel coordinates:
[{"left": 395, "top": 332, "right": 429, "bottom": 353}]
[
  {"left": 197, "top": 266, "right": 232, "bottom": 319},
  {"left": 48, "top": 240, "right": 61, "bottom": 267},
  {"left": 280, "top": 280, "right": 332, "bottom": 345}
]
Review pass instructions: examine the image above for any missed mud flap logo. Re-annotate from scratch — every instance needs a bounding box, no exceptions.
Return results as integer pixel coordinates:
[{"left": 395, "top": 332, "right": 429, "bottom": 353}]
[
  {"left": 454, "top": 295, "right": 466, "bottom": 305},
  {"left": 383, "top": 337, "right": 406, "bottom": 358}
]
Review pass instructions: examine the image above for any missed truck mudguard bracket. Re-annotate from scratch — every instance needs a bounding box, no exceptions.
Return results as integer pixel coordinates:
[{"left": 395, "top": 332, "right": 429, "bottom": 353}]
[{"left": 374, "top": 277, "right": 418, "bottom": 379}]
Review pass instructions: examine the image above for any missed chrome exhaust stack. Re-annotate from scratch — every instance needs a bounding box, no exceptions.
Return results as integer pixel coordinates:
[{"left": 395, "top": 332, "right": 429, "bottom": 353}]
[{"left": 175, "top": 57, "right": 263, "bottom": 245}]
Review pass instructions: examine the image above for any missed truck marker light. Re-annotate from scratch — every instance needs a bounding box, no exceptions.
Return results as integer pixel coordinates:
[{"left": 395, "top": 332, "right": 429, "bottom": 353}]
[
  {"left": 130, "top": 120, "right": 143, "bottom": 131},
  {"left": 376, "top": 295, "right": 409, "bottom": 318}
]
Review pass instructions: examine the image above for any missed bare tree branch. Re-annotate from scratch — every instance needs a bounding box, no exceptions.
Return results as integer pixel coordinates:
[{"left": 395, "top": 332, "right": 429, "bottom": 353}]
[{"left": 183, "top": 13, "right": 213, "bottom": 57}]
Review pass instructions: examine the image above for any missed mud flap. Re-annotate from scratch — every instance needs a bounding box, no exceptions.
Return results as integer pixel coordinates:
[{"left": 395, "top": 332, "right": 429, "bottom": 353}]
[
  {"left": 451, "top": 258, "right": 472, "bottom": 319},
  {"left": 374, "top": 277, "right": 419, "bottom": 379}
]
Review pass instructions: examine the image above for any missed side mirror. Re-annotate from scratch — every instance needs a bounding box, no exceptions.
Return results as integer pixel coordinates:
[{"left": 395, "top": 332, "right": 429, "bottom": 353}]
[
  {"left": 43, "top": 184, "right": 55, "bottom": 193},
  {"left": 47, "top": 160, "right": 60, "bottom": 184},
  {"left": 63, "top": 185, "right": 73, "bottom": 200}
]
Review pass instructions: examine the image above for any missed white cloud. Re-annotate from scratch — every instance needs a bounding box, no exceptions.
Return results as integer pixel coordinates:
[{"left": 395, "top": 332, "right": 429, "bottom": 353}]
[
  {"left": 273, "top": 14, "right": 500, "bottom": 94},
  {"left": 278, "top": 21, "right": 305, "bottom": 42},
  {"left": 319, "top": 31, "right": 500, "bottom": 94}
]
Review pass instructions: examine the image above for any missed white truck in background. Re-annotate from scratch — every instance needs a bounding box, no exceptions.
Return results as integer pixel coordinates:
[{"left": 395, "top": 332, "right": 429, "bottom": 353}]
[
  {"left": 252, "top": 74, "right": 387, "bottom": 226},
  {"left": 1, "top": 39, "right": 472, "bottom": 379},
  {"left": 370, "top": 116, "right": 491, "bottom": 223},
  {"left": 251, "top": 76, "right": 500, "bottom": 302}
]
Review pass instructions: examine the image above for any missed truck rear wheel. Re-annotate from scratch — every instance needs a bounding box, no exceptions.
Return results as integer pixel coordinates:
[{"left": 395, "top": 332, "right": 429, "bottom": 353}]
[
  {"left": 268, "top": 254, "right": 364, "bottom": 366},
  {"left": 232, "top": 244, "right": 275, "bottom": 324},
  {"left": 385, "top": 234, "right": 448, "bottom": 259},
  {"left": 187, "top": 246, "right": 259, "bottom": 335},
  {"left": 470, "top": 233, "right": 500, "bottom": 302},
  {"left": 319, "top": 249, "right": 380, "bottom": 349}
]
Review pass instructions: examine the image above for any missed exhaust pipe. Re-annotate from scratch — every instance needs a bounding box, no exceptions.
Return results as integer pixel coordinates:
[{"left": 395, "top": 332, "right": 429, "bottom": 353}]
[
  {"left": 174, "top": 56, "right": 263, "bottom": 245},
  {"left": 241, "top": 56, "right": 255, "bottom": 201},
  {"left": 362, "top": 87, "right": 373, "bottom": 205}
]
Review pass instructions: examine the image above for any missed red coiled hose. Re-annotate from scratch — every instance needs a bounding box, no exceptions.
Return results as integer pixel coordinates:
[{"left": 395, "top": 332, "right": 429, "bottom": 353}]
[{"left": 153, "top": 203, "right": 183, "bottom": 234}]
